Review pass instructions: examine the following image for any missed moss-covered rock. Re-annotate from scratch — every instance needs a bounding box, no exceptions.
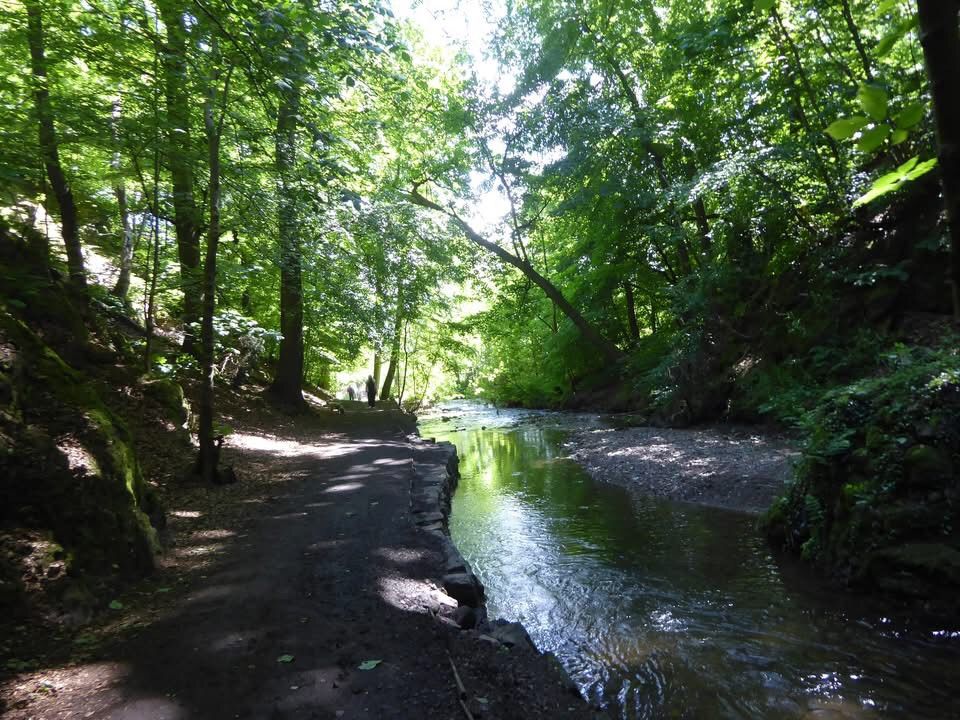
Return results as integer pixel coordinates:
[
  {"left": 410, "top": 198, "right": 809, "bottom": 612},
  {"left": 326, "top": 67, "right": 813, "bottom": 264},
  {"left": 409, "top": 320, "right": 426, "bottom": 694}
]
[
  {"left": 902, "top": 444, "right": 953, "bottom": 488},
  {"left": 763, "top": 344, "right": 960, "bottom": 609},
  {"left": 0, "top": 305, "right": 162, "bottom": 617},
  {"left": 861, "top": 543, "right": 960, "bottom": 609},
  {"left": 141, "top": 376, "right": 190, "bottom": 428}
]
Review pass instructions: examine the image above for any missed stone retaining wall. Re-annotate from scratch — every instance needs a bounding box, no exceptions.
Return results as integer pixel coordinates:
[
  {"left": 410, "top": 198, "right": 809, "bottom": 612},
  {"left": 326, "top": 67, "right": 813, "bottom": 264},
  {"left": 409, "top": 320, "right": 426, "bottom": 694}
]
[
  {"left": 409, "top": 437, "right": 485, "bottom": 613},
  {"left": 408, "top": 436, "right": 559, "bottom": 655}
]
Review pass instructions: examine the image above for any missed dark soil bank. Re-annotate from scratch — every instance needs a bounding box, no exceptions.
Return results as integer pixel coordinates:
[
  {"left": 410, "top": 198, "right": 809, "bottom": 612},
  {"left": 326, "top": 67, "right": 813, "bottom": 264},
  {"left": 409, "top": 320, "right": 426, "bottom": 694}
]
[
  {"left": 1, "top": 403, "right": 594, "bottom": 719},
  {"left": 568, "top": 424, "right": 799, "bottom": 514}
]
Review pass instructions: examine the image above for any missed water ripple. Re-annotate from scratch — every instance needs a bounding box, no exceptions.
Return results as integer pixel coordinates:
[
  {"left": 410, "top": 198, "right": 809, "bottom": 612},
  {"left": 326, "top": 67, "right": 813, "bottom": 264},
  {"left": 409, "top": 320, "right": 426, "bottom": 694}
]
[{"left": 421, "top": 404, "right": 960, "bottom": 720}]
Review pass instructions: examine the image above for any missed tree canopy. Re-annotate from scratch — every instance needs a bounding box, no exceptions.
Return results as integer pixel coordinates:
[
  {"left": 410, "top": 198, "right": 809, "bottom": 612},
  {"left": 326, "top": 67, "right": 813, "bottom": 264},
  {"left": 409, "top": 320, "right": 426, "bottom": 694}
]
[{"left": 1, "top": 0, "right": 957, "bottom": 425}]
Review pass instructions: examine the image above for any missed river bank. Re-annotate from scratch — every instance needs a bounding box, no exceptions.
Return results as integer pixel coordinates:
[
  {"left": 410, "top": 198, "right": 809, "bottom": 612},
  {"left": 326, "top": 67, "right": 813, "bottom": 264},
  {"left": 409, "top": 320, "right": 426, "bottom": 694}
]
[
  {"left": 567, "top": 423, "right": 799, "bottom": 514},
  {"left": 1, "top": 396, "right": 594, "bottom": 719},
  {"left": 420, "top": 401, "right": 960, "bottom": 719},
  {"left": 427, "top": 401, "right": 800, "bottom": 515}
]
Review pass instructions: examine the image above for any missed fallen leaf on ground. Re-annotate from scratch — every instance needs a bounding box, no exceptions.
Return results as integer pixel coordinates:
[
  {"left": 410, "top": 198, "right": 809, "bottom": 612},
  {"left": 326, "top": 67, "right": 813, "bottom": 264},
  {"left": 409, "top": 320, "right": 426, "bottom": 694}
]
[
  {"left": 357, "top": 659, "right": 382, "bottom": 670},
  {"left": 277, "top": 654, "right": 295, "bottom": 663}
]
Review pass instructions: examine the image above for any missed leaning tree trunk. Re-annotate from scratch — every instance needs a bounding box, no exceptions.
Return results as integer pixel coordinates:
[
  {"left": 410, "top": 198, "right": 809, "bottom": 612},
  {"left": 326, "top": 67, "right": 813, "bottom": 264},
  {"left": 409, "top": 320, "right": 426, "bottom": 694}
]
[
  {"left": 408, "top": 188, "right": 624, "bottom": 364},
  {"left": 159, "top": 0, "right": 202, "bottom": 351},
  {"left": 268, "top": 82, "right": 306, "bottom": 409},
  {"left": 25, "top": 0, "right": 86, "bottom": 296},
  {"left": 380, "top": 288, "right": 404, "bottom": 400},
  {"left": 917, "top": 0, "right": 960, "bottom": 317},
  {"left": 373, "top": 350, "right": 382, "bottom": 390}
]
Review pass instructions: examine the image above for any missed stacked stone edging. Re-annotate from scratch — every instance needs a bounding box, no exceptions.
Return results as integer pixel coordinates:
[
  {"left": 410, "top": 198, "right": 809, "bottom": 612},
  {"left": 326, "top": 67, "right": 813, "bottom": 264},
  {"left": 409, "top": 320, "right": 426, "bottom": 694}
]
[
  {"left": 407, "top": 433, "right": 584, "bottom": 699},
  {"left": 408, "top": 436, "right": 485, "bottom": 611}
]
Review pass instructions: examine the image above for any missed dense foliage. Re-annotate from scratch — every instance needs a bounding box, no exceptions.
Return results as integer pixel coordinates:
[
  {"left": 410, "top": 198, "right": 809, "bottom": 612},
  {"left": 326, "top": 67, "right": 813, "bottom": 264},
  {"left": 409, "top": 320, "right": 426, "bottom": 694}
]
[
  {"left": 448, "top": 0, "right": 953, "bottom": 417},
  {"left": 764, "top": 341, "right": 959, "bottom": 606},
  {"left": 2, "top": 0, "right": 959, "bottom": 597}
]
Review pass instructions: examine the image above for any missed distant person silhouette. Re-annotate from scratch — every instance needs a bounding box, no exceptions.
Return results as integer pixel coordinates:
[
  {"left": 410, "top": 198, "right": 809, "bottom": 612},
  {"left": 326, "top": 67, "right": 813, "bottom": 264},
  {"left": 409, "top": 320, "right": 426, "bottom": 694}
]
[
  {"left": 347, "top": 384, "right": 356, "bottom": 401},
  {"left": 365, "top": 375, "right": 376, "bottom": 407}
]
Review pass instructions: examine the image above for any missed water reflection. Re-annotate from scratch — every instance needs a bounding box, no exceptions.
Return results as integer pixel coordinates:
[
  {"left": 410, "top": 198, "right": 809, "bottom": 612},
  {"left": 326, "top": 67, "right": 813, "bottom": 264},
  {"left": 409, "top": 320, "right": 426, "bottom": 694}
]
[{"left": 420, "top": 404, "right": 960, "bottom": 720}]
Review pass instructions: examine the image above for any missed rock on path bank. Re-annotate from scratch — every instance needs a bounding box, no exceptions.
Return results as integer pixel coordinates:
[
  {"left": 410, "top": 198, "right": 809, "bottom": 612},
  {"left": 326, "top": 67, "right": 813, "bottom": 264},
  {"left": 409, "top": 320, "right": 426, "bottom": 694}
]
[{"left": 568, "top": 425, "right": 799, "bottom": 514}]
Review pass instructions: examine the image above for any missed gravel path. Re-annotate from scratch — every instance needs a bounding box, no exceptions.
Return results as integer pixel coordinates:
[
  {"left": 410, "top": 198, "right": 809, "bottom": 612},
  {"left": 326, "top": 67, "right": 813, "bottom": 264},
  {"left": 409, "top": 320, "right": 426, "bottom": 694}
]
[
  {"left": 568, "top": 425, "right": 799, "bottom": 514},
  {"left": 1, "top": 402, "right": 593, "bottom": 719}
]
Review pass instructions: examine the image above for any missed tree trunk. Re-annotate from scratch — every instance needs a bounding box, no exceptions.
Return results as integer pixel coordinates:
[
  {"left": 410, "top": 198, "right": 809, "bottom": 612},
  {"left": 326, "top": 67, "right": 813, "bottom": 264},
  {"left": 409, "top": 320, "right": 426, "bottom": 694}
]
[
  {"left": 159, "top": 1, "right": 202, "bottom": 352},
  {"left": 840, "top": 0, "right": 873, "bottom": 82},
  {"left": 624, "top": 281, "right": 640, "bottom": 340},
  {"left": 693, "top": 197, "right": 712, "bottom": 257},
  {"left": 112, "top": 183, "right": 133, "bottom": 299},
  {"left": 408, "top": 187, "right": 624, "bottom": 364},
  {"left": 268, "top": 83, "right": 306, "bottom": 408},
  {"left": 380, "top": 345, "right": 399, "bottom": 401},
  {"left": 196, "top": 44, "right": 227, "bottom": 483},
  {"left": 110, "top": 96, "right": 134, "bottom": 300},
  {"left": 380, "top": 289, "right": 404, "bottom": 400},
  {"left": 917, "top": 0, "right": 960, "bottom": 317},
  {"left": 143, "top": 34, "right": 162, "bottom": 372},
  {"left": 373, "top": 351, "right": 382, "bottom": 389},
  {"left": 25, "top": 0, "right": 86, "bottom": 296},
  {"left": 397, "top": 321, "right": 409, "bottom": 406}
]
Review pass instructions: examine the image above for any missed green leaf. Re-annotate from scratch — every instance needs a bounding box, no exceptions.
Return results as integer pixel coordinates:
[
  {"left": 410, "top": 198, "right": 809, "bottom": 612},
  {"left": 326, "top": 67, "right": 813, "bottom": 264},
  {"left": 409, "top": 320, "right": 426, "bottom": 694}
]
[
  {"left": 905, "top": 157, "right": 938, "bottom": 180},
  {"left": 357, "top": 659, "right": 382, "bottom": 670},
  {"left": 108, "top": 600, "right": 124, "bottom": 610},
  {"left": 856, "top": 124, "right": 890, "bottom": 153},
  {"left": 853, "top": 156, "right": 938, "bottom": 207},
  {"left": 876, "top": 17, "right": 918, "bottom": 56},
  {"left": 895, "top": 156, "right": 920, "bottom": 175},
  {"left": 753, "top": 0, "right": 775, "bottom": 11},
  {"left": 894, "top": 102, "right": 925, "bottom": 130},
  {"left": 277, "top": 654, "right": 295, "bottom": 663},
  {"left": 891, "top": 129, "right": 908, "bottom": 145},
  {"left": 874, "top": 0, "right": 898, "bottom": 15},
  {"left": 858, "top": 84, "right": 888, "bottom": 122},
  {"left": 825, "top": 116, "right": 870, "bottom": 140}
]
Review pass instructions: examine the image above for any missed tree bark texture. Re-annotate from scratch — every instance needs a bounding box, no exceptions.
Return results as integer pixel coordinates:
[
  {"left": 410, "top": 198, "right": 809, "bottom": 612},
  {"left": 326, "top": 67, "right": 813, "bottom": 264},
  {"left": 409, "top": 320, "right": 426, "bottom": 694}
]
[
  {"left": 269, "top": 84, "right": 306, "bottom": 408},
  {"left": 840, "top": 0, "right": 873, "bottom": 81},
  {"left": 917, "top": 0, "right": 960, "bottom": 317},
  {"left": 380, "top": 289, "right": 404, "bottom": 400},
  {"left": 112, "top": 183, "right": 134, "bottom": 298},
  {"left": 409, "top": 187, "right": 624, "bottom": 364},
  {"left": 196, "top": 51, "right": 223, "bottom": 484},
  {"left": 159, "top": 1, "right": 202, "bottom": 349},
  {"left": 25, "top": 0, "right": 86, "bottom": 295}
]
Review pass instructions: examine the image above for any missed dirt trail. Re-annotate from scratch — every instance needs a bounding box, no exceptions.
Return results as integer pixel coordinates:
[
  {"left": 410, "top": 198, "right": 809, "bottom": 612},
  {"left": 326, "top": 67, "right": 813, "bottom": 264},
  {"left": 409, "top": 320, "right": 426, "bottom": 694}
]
[{"left": 1, "top": 402, "right": 591, "bottom": 719}]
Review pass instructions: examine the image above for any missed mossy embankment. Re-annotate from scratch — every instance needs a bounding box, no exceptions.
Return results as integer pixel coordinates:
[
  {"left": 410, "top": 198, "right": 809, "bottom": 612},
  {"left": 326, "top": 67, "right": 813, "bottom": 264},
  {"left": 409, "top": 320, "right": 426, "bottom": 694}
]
[
  {"left": 763, "top": 343, "right": 960, "bottom": 615},
  {"left": 0, "top": 236, "right": 171, "bottom": 627},
  {"left": 0, "top": 304, "right": 165, "bottom": 620}
]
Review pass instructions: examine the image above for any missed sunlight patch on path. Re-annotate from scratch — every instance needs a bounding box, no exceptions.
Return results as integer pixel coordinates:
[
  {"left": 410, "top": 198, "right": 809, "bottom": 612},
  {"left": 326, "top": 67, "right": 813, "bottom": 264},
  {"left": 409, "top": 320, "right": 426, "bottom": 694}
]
[{"left": 228, "top": 433, "right": 355, "bottom": 459}]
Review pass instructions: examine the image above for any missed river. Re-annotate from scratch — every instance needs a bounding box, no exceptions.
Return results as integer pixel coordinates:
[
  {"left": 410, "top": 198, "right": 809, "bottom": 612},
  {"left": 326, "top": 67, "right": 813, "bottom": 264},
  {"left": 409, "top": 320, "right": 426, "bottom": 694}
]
[{"left": 418, "top": 401, "right": 960, "bottom": 720}]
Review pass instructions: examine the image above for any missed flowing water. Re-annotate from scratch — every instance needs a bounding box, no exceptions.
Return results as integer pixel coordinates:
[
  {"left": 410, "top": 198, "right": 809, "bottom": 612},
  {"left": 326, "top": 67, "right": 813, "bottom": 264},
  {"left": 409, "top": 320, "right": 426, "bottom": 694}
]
[{"left": 418, "top": 401, "right": 960, "bottom": 720}]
